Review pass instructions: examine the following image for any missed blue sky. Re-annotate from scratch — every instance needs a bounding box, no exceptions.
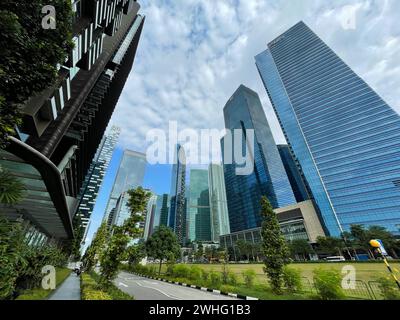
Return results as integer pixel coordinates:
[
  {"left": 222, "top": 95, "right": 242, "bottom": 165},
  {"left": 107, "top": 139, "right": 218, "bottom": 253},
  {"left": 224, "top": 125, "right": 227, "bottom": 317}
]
[{"left": 84, "top": 0, "right": 400, "bottom": 247}]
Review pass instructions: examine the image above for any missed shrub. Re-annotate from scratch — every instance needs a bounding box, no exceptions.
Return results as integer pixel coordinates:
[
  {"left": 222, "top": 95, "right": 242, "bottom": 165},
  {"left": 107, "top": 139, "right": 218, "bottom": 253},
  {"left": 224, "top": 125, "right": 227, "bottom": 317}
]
[
  {"left": 209, "top": 272, "right": 223, "bottom": 288},
  {"left": 82, "top": 289, "right": 112, "bottom": 300},
  {"left": 242, "top": 269, "right": 256, "bottom": 288},
  {"left": 148, "top": 265, "right": 157, "bottom": 276},
  {"left": 313, "top": 268, "right": 344, "bottom": 300},
  {"left": 201, "top": 270, "right": 209, "bottom": 283},
  {"left": 172, "top": 264, "right": 190, "bottom": 279},
  {"left": 376, "top": 276, "right": 400, "bottom": 300},
  {"left": 188, "top": 266, "right": 202, "bottom": 281},
  {"left": 282, "top": 266, "right": 302, "bottom": 293},
  {"left": 81, "top": 274, "right": 97, "bottom": 289},
  {"left": 226, "top": 272, "right": 238, "bottom": 286},
  {"left": 220, "top": 285, "right": 236, "bottom": 293},
  {"left": 166, "top": 262, "right": 175, "bottom": 276}
]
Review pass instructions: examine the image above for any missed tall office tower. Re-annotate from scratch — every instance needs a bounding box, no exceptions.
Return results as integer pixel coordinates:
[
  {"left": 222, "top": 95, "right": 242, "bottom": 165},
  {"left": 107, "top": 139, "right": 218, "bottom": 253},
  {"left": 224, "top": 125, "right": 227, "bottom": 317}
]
[
  {"left": 208, "top": 164, "right": 230, "bottom": 242},
  {"left": 277, "top": 145, "right": 310, "bottom": 203},
  {"left": 221, "top": 85, "right": 296, "bottom": 233},
  {"left": 143, "top": 194, "right": 157, "bottom": 240},
  {"left": 77, "top": 126, "right": 120, "bottom": 235},
  {"left": 187, "top": 169, "right": 212, "bottom": 243},
  {"left": 255, "top": 21, "right": 400, "bottom": 236},
  {"left": 168, "top": 145, "right": 187, "bottom": 244},
  {"left": 158, "top": 194, "right": 170, "bottom": 227},
  {"left": 0, "top": 0, "right": 144, "bottom": 241},
  {"left": 104, "top": 149, "right": 146, "bottom": 224}
]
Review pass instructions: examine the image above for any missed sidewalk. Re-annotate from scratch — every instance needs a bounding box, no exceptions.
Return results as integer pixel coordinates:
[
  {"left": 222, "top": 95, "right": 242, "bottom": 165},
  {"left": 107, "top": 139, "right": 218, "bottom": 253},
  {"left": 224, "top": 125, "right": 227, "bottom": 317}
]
[{"left": 48, "top": 272, "right": 81, "bottom": 300}]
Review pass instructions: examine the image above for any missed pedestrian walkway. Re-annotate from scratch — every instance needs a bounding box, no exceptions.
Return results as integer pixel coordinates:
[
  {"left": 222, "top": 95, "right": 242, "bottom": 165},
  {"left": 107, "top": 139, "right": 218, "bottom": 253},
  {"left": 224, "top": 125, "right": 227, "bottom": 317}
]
[{"left": 49, "top": 272, "right": 81, "bottom": 300}]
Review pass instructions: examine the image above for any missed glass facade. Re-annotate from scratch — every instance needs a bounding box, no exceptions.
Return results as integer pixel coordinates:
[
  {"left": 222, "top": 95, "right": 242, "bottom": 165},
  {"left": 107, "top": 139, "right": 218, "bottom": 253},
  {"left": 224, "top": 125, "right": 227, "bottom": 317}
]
[
  {"left": 221, "top": 85, "right": 296, "bottom": 233},
  {"left": 277, "top": 144, "right": 310, "bottom": 203},
  {"left": 77, "top": 126, "right": 120, "bottom": 234},
  {"left": 168, "top": 144, "right": 187, "bottom": 244},
  {"left": 104, "top": 149, "right": 146, "bottom": 224},
  {"left": 187, "top": 169, "right": 211, "bottom": 242},
  {"left": 255, "top": 21, "right": 400, "bottom": 236},
  {"left": 144, "top": 194, "right": 157, "bottom": 240},
  {"left": 157, "top": 194, "right": 170, "bottom": 227},
  {"left": 208, "top": 163, "right": 230, "bottom": 242}
]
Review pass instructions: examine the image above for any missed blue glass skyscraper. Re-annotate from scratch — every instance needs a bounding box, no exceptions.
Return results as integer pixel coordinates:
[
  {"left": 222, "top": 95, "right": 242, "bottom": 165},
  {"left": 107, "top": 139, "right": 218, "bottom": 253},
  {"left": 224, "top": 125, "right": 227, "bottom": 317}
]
[
  {"left": 255, "top": 21, "right": 400, "bottom": 236},
  {"left": 168, "top": 144, "right": 187, "bottom": 244},
  {"left": 277, "top": 144, "right": 310, "bottom": 203},
  {"left": 221, "top": 85, "right": 296, "bottom": 233}
]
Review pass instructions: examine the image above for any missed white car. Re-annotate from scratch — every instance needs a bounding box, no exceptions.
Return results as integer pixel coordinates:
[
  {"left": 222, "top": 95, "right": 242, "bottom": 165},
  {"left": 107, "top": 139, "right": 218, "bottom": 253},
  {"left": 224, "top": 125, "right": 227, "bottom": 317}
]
[{"left": 325, "top": 256, "right": 346, "bottom": 262}]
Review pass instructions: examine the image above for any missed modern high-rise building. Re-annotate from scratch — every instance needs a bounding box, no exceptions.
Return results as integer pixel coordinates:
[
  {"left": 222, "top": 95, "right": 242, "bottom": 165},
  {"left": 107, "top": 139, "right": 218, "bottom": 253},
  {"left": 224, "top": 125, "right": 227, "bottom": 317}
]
[
  {"left": 157, "top": 194, "right": 170, "bottom": 227},
  {"left": 221, "top": 85, "right": 296, "bottom": 233},
  {"left": 0, "top": 0, "right": 144, "bottom": 241},
  {"left": 77, "top": 126, "right": 120, "bottom": 235},
  {"left": 208, "top": 163, "right": 230, "bottom": 242},
  {"left": 104, "top": 149, "right": 146, "bottom": 224},
  {"left": 143, "top": 194, "right": 157, "bottom": 240},
  {"left": 168, "top": 144, "right": 187, "bottom": 244},
  {"left": 277, "top": 144, "right": 310, "bottom": 203},
  {"left": 187, "top": 169, "right": 212, "bottom": 243},
  {"left": 255, "top": 21, "right": 400, "bottom": 236}
]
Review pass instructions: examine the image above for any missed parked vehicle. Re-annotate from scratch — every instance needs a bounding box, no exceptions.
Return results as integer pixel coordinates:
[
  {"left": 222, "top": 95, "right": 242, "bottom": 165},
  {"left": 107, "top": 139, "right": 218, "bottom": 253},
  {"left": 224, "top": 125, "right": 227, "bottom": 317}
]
[{"left": 324, "top": 256, "right": 346, "bottom": 262}]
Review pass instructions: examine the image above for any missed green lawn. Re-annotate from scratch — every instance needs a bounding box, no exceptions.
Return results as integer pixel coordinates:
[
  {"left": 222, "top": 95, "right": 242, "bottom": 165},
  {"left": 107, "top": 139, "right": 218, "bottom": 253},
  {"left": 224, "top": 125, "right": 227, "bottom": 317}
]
[
  {"left": 181, "top": 262, "right": 400, "bottom": 284},
  {"left": 153, "top": 261, "right": 399, "bottom": 299},
  {"left": 16, "top": 267, "right": 72, "bottom": 300}
]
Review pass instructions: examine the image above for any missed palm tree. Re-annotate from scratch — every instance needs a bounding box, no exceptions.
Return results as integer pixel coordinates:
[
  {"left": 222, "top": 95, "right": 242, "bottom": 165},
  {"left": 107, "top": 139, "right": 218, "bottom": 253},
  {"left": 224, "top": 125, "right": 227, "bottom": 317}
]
[{"left": 0, "top": 167, "right": 25, "bottom": 205}]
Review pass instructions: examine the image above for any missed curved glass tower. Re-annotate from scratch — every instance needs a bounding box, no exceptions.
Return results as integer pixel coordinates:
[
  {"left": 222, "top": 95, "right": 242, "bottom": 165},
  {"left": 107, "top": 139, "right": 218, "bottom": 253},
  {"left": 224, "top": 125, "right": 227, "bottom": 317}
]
[{"left": 255, "top": 21, "right": 400, "bottom": 236}]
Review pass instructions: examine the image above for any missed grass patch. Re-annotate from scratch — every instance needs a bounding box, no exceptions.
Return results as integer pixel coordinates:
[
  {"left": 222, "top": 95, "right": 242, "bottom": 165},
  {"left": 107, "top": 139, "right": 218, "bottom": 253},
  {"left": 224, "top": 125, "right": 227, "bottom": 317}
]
[
  {"left": 82, "top": 272, "right": 133, "bottom": 300},
  {"left": 149, "top": 262, "right": 400, "bottom": 300},
  {"left": 158, "top": 262, "right": 400, "bottom": 284},
  {"left": 16, "top": 268, "right": 72, "bottom": 300}
]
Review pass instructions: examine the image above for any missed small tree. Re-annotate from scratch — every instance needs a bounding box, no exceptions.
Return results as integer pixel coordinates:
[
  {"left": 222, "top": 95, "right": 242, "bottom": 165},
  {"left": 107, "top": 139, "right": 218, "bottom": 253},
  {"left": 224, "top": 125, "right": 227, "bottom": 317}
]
[
  {"left": 82, "top": 221, "right": 109, "bottom": 272},
  {"left": 236, "top": 239, "right": 250, "bottom": 261},
  {"left": 349, "top": 225, "right": 375, "bottom": 259},
  {"left": 316, "top": 236, "right": 345, "bottom": 257},
  {"left": 288, "top": 239, "right": 313, "bottom": 261},
  {"left": 194, "top": 243, "right": 204, "bottom": 262},
  {"left": 145, "top": 225, "right": 180, "bottom": 275},
  {"left": 68, "top": 214, "right": 85, "bottom": 260},
  {"left": 260, "top": 196, "right": 289, "bottom": 294},
  {"left": 99, "top": 187, "right": 151, "bottom": 284},
  {"left": 126, "top": 242, "right": 146, "bottom": 265},
  {"left": 313, "top": 268, "right": 345, "bottom": 300}
]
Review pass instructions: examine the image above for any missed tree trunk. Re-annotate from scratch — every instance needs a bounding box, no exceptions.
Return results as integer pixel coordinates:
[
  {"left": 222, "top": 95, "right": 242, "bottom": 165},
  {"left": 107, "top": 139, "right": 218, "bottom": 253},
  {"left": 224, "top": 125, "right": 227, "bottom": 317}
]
[
  {"left": 367, "top": 248, "right": 375, "bottom": 260},
  {"left": 391, "top": 248, "right": 398, "bottom": 259},
  {"left": 159, "top": 260, "right": 162, "bottom": 275}
]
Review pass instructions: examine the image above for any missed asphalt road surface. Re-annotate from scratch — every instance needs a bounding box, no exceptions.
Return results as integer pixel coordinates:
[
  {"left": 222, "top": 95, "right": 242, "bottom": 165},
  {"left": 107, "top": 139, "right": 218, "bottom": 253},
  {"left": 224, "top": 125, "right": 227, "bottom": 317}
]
[{"left": 114, "top": 271, "right": 238, "bottom": 300}]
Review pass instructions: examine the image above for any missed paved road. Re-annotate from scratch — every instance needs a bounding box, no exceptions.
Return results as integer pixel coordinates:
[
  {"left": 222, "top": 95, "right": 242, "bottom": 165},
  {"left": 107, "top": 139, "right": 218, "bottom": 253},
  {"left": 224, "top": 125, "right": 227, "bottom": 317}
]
[
  {"left": 49, "top": 272, "right": 80, "bottom": 300},
  {"left": 114, "top": 272, "right": 238, "bottom": 300}
]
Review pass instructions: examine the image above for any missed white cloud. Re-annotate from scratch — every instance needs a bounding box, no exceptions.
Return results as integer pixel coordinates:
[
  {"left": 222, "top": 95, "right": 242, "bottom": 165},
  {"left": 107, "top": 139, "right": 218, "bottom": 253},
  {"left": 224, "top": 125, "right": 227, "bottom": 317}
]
[{"left": 109, "top": 0, "right": 400, "bottom": 156}]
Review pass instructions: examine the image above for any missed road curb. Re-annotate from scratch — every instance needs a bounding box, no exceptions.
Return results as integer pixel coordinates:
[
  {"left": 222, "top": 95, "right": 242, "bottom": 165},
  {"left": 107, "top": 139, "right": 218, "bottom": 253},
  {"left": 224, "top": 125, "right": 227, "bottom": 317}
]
[{"left": 134, "top": 273, "right": 259, "bottom": 300}]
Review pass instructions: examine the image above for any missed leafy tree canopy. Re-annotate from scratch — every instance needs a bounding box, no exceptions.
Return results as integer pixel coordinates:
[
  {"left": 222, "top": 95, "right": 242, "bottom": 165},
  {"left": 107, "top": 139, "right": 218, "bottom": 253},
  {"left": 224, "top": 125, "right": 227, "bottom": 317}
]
[
  {"left": 145, "top": 225, "right": 181, "bottom": 274},
  {"left": 0, "top": 0, "right": 73, "bottom": 147}
]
